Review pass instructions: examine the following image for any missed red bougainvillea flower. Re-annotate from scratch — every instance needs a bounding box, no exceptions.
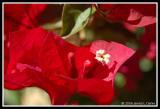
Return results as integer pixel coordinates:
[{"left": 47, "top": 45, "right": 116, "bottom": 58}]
[
  {"left": 5, "top": 27, "right": 135, "bottom": 105},
  {"left": 4, "top": 4, "right": 47, "bottom": 79},
  {"left": 97, "top": 4, "right": 156, "bottom": 32},
  {"left": 96, "top": 4, "right": 156, "bottom": 92},
  {"left": 4, "top": 4, "right": 47, "bottom": 35}
]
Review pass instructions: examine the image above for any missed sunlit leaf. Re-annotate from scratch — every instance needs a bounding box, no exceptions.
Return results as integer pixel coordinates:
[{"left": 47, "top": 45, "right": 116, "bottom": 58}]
[
  {"left": 70, "top": 7, "right": 96, "bottom": 36},
  {"left": 61, "top": 4, "right": 96, "bottom": 37}
]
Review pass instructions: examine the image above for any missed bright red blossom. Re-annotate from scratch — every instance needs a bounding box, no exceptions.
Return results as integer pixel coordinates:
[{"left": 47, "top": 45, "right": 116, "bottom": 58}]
[
  {"left": 4, "top": 4, "right": 47, "bottom": 34},
  {"left": 97, "top": 4, "right": 156, "bottom": 92},
  {"left": 4, "top": 4, "right": 47, "bottom": 81},
  {"left": 98, "top": 4, "right": 156, "bottom": 32},
  {"left": 5, "top": 28, "right": 135, "bottom": 105}
]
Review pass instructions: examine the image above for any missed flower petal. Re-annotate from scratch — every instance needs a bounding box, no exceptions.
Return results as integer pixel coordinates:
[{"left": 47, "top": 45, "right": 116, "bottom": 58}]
[
  {"left": 99, "top": 4, "right": 156, "bottom": 31},
  {"left": 5, "top": 27, "right": 78, "bottom": 105},
  {"left": 78, "top": 79, "right": 114, "bottom": 105},
  {"left": 5, "top": 28, "right": 47, "bottom": 89},
  {"left": 75, "top": 47, "right": 111, "bottom": 79},
  {"left": 42, "top": 75, "right": 76, "bottom": 105},
  {"left": 74, "top": 47, "right": 97, "bottom": 78},
  {"left": 26, "top": 4, "right": 47, "bottom": 26},
  {"left": 4, "top": 4, "right": 47, "bottom": 32}
]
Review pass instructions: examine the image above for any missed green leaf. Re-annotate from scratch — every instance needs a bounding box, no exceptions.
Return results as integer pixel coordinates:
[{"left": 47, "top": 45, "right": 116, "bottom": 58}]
[
  {"left": 139, "top": 57, "right": 153, "bottom": 72},
  {"left": 61, "top": 4, "right": 96, "bottom": 37}
]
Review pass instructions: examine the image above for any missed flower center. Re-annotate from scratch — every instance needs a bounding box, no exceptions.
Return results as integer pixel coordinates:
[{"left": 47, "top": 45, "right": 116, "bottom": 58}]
[{"left": 95, "top": 49, "right": 110, "bottom": 65}]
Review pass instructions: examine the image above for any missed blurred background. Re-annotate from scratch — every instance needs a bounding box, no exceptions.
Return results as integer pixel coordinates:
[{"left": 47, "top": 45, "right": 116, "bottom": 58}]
[{"left": 4, "top": 4, "right": 157, "bottom": 105}]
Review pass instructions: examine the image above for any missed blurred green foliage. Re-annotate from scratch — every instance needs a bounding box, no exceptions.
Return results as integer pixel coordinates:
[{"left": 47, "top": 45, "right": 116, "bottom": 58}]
[
  {"left": 4, "top": 89, "right": 21, "bottom": 105},
  {"left": 139, "top": 57, "right": 153, "bottom": 72},
  {"left": 114, "top": 72, "right": 126, "bottom": 89}
]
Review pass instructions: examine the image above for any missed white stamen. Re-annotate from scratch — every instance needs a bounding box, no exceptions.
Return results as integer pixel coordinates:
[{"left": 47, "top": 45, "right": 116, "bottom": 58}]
[{"left": 95, "top": 49, "right": 111, "bottom": 65}]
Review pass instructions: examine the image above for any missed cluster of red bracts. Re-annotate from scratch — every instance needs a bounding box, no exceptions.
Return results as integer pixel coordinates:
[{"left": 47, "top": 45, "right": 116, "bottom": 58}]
[
  {"left": 97, "top": 4, "right": 156, "bottom": 31},
  {"left": 4, "top": 4, "right": 156, "bottom": 105},
  {"left": 97, "top": 4, "right": 156, "bottom": 92}
]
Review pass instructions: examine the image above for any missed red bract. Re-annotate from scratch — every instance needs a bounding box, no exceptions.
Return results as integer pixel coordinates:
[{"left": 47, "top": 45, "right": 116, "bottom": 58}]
[
  {"left": 4, "top": 4, "right": 47, "bottom": 80},
  {"left": 97, "top": 4, "right": 156, "bottom": 92},
  {"left": 98, "top": 4, "right": 156, "bottom": 32},
  {"left": 4, "top": 4, "right": 47, "bottom": 35},
  {"left": 5, "top": 28, "right": 135, "bottom": 105},
  {"left": 97, "top": 4, "right": 115, "bottom": 12}
]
